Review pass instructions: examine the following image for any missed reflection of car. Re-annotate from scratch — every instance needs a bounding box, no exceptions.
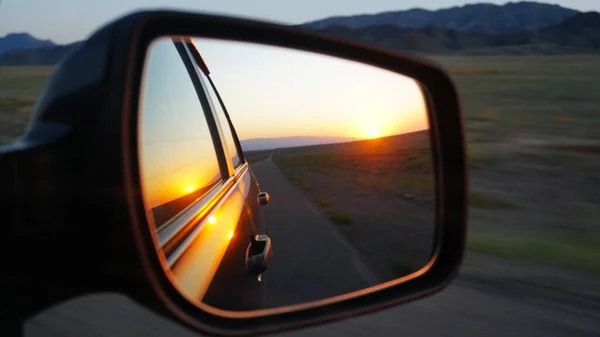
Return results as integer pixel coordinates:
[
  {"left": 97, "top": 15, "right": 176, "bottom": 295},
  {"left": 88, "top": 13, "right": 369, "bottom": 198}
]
[{"left": 138, "top": 36, "right": 272, "bottom": 311}]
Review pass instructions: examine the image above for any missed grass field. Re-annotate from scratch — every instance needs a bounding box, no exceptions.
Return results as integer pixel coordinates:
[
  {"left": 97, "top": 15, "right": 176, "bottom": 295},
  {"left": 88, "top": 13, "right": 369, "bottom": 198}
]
[
  {"left": 429, "top": 55, "right": 600, "bottom": 273},
  {"left": 3, "top": 55, "right": 600, "bottom": 274},
  {"left": 0, "top": 66, "right": 54, "bottom": 144}
]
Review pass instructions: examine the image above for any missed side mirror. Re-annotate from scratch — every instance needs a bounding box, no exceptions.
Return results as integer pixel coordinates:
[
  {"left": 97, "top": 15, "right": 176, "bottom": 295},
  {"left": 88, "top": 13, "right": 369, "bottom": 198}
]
[{"left": 0, "top": 10, "right": 467, "bottom": 337}]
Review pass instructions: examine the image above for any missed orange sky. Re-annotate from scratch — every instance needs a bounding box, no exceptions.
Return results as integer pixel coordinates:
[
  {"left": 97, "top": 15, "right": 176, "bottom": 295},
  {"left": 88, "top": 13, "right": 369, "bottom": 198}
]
[
  {"left": 138, "top": 37, "right": 430, "bottom": 209},
  {"left": 194, "top": 38, "right": 430, "bottom": 141}
]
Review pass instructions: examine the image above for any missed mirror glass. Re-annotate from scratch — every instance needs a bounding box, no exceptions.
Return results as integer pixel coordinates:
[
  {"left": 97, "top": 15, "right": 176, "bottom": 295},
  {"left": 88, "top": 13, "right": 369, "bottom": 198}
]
[{"left": 138, "top": 36, "right": 436, "bottom": 313}]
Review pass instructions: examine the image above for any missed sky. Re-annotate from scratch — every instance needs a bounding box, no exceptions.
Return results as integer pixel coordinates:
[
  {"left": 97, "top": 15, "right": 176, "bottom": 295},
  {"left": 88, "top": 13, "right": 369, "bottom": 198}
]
[
  {"left": 193, "top": 37, "right": 429, "bottom": 141},
  {"left": 138, "top": 36, "right": 429, "bottom": 207},
  {"left": 1, "top": 0, "right": 599, "bottom": 44}
]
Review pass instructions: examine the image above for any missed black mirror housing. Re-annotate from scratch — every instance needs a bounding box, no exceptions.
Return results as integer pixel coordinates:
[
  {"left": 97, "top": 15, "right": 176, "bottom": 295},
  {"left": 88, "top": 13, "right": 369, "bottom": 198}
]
[{"left": 0, "top": 10, "right": 467, "bottom": 337}]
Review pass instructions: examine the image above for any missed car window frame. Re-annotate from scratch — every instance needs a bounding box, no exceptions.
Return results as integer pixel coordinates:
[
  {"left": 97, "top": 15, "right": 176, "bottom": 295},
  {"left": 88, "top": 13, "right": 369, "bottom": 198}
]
[
  {"left": 184, "top": 39, "right": 247, "bottom": 170},
  {"left": 139, "top": 37, "right": 228, "bottom": 229},
  {"left": 198, "top": 71, "right": 243, "bottom": 171},
  {"left": 153, "top": 38, "right": 242, "bottom": 248},
  {"left": 172, "top": 39, "right": 232, "bottom": 180}
]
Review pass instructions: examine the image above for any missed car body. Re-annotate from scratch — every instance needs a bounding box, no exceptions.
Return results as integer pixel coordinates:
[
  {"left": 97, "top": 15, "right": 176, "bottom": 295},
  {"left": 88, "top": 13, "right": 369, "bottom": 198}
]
[{"left": 138, "top": 36, "right": 270, "bottom": 311}]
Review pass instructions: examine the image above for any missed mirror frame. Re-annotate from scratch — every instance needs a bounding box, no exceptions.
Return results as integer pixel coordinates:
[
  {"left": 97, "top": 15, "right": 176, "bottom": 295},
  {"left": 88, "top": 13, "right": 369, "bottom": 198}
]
[
  {"left": 119, "top": 10, "right": 467, "bottom": 336},
  {"left": 141, "top": 34, "right": 440, "bottom": 315}
]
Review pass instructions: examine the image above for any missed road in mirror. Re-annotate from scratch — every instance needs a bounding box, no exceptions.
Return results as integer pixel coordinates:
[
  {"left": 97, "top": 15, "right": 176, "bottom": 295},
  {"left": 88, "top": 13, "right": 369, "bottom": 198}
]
[{"left": 138, "top": 36, "right": 436, "bottom": 313}]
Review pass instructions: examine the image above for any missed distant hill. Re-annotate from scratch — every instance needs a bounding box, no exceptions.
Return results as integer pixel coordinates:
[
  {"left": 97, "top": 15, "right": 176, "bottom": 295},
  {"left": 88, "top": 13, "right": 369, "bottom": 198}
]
[
  {"left": 315, "top": 24, "right": 490, "bottom": 53},
  {"left": 241, "top": 136, "right": 358, "bottom": 152},
  {"left": 0, "top": 42, "right": 80, "bottom": 65},
  {"left": 0, "top": 33, "right": 55, "bottom": 54},
  {"left": 264, "top": 130, "right": 430, "bottom": 157},
  {"left": 300, "top": 1, "right": 579, "bottom": 35},
  {"left": 533, "top": 12, "right": 600, "bottom": 49},
  {"left": 314, "top": 11, "right": 600, "bottom": 54}
]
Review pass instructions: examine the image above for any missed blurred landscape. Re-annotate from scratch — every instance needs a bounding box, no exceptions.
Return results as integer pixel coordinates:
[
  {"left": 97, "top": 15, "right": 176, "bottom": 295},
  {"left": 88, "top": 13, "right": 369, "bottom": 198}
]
[
  {"left": 435, "top": 55, "right": 600, "bottom": 273},
  {"left": 3, "top": 1, "right": 600, "bottom": 336}
]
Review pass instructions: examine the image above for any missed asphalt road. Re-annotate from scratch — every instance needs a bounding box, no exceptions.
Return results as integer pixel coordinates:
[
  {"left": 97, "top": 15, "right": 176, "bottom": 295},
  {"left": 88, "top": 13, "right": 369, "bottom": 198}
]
[
  {"left": 250, "top": 155, "right": 378, "bottom": 308},
  {"left": 26, "top": 255, "right": 600, "bottom": 337},
  {"left": 24, "top": 156, "right": 600, "bottom": 337}
]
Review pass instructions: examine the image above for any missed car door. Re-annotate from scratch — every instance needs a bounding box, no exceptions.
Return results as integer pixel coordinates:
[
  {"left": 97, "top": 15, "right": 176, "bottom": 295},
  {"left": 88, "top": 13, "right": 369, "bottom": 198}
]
[{"left": 138, "top": 37, "right": 264, "bottom": 311}]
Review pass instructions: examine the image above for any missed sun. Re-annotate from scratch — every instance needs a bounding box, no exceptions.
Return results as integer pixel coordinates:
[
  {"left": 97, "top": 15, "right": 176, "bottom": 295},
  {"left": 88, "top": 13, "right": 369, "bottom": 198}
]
[
  {"left": 186, "top": 186, "right": 194, "bottom": 193},
  {"left": 366, "top": 128, "right": 381, "bottom": 139}
]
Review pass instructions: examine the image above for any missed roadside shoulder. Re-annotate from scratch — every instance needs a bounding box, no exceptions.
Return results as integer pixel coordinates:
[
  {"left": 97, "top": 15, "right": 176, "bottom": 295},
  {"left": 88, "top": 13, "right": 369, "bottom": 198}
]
[{"left": 457, "top": 253, "right": 600, "bottom": 308}]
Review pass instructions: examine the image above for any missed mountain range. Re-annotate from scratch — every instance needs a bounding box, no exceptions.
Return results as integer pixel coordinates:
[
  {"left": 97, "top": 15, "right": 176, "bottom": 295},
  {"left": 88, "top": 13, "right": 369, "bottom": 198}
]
[
  {"left": 314, "top": 11, "right": 600, "bottom": 54},
  {"left": 1, "top": 1, "right": 599, "bottom": 65},
  {"left": 0, "top": 41, "right": 81, "bottom": 65},
  {"left": 0, "top": 33, "right": 55, "bottom": 54},
  {"left": 299, "top": 1, "right": 579, "bottom": 35}
]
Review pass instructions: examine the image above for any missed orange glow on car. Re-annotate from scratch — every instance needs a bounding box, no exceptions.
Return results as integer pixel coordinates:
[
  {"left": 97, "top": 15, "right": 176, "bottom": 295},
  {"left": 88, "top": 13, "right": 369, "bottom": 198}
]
[{"left": 170, "top": 190, "right": 244, "bottom": 301}]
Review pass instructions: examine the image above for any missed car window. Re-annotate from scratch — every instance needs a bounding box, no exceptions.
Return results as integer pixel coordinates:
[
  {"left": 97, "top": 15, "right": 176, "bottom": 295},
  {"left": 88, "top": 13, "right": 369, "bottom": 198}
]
[
  {"left": 199, "top": 73, "right": 242, "bottom": 169},
  {"left": 138, "top": 38, "right": 222, "bottom": 228}
]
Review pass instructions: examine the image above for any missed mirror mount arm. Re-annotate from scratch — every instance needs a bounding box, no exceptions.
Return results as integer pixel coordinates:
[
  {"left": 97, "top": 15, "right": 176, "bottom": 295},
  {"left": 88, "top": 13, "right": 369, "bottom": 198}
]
[{"left": 0, "top": 149, "right": 24, "bottom": 337}]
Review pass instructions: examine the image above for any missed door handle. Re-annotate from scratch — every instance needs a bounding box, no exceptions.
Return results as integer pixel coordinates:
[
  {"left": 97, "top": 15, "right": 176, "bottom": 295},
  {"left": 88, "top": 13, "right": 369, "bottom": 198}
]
[
  {"left": 245, "top": 234, "right": 273, "bottom": 278},
  {"left": 257, "top": 191, "right": 270, "bottom": 205}
]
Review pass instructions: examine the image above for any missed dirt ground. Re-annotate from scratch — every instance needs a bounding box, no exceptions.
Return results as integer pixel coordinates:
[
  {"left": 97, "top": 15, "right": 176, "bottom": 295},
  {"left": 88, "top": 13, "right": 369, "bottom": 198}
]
[
  {"left": 292, "top": 169, "right": 435, "bottom": 282},
  {"left": 269, "top": 132, "right": 437, "bottom": 282}
]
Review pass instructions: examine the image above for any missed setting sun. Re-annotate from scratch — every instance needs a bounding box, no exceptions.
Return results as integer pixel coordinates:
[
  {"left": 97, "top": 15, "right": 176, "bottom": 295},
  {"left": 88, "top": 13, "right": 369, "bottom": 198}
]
[
  {"left": 367, "top": 128, "right": 381, "bottom": 139},
  {"left": 186, "top": 186, "right": 194, "bottom": 193}
]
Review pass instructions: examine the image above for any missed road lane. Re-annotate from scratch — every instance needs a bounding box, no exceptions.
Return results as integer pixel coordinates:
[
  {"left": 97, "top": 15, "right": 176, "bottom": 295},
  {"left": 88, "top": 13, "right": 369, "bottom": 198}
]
[{"left": 250, "top": 155, "right": 378, "bottom": 308}]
